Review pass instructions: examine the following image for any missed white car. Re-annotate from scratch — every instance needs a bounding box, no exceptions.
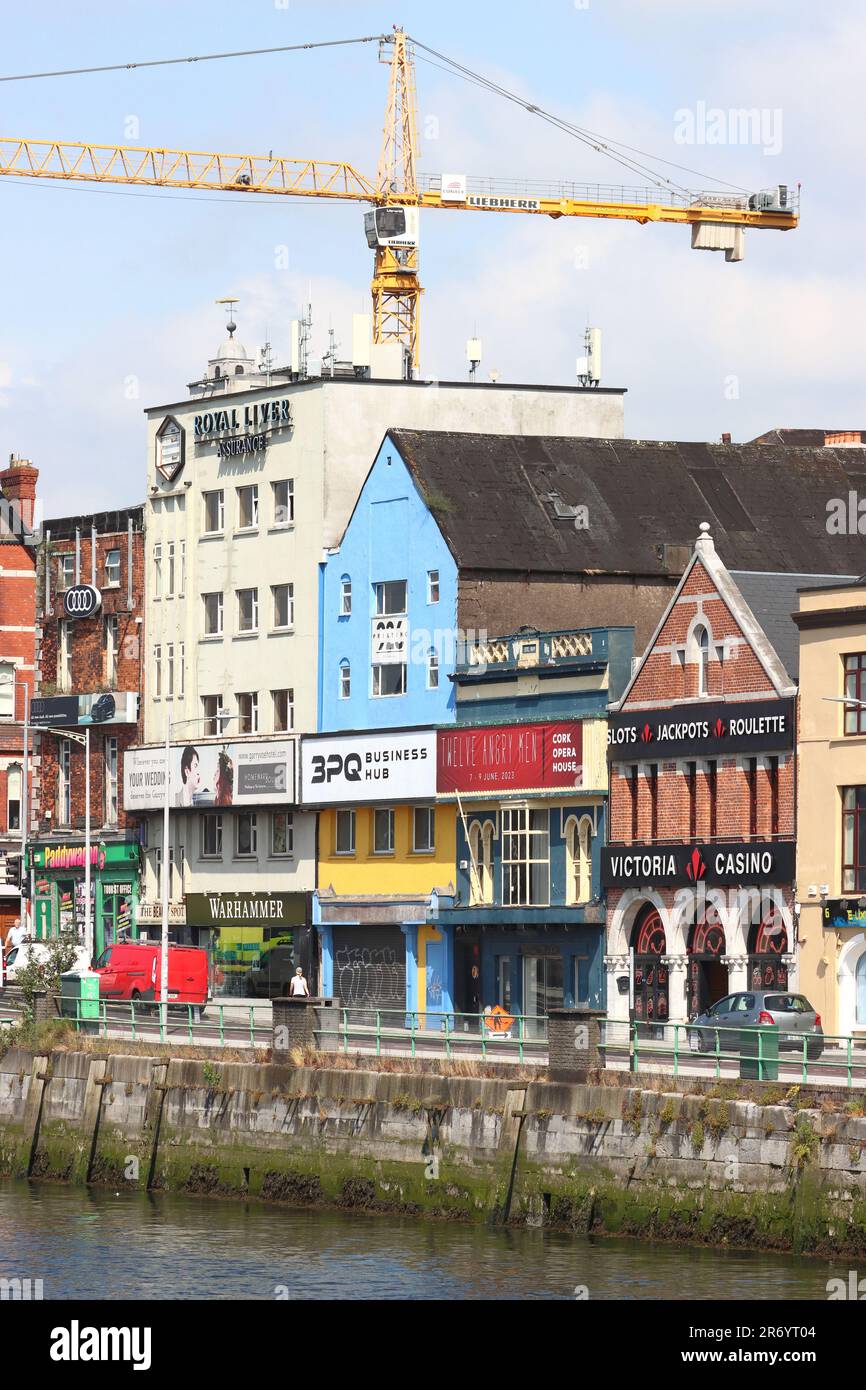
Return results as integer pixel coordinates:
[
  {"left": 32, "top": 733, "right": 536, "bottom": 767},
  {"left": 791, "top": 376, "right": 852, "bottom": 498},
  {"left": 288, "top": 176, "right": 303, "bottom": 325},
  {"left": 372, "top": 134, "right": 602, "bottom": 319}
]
[{"left": 3, "top": 938, "right": 91, "bottom": 983}]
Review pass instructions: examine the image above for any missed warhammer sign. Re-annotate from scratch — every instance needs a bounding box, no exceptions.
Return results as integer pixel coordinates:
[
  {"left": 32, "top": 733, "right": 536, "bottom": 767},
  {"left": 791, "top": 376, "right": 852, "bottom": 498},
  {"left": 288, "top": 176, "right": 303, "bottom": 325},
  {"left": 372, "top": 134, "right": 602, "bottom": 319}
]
[
  {"left": 607, "top": 697, "right": 794, "bottom": 762},
  {"left": 601, "top": 840, "right": 796, "bottom": 888}
]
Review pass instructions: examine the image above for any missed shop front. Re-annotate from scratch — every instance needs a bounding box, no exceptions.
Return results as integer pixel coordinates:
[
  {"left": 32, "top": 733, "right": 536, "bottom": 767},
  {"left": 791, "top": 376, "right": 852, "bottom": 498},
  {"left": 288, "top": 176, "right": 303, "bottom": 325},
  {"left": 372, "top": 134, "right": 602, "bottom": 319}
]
[
  {"left": 184, "top": 891, "right": 314, "bottom": 999},
  {"left": 27, "top": 839, "right": 140, "bottom": 959}
]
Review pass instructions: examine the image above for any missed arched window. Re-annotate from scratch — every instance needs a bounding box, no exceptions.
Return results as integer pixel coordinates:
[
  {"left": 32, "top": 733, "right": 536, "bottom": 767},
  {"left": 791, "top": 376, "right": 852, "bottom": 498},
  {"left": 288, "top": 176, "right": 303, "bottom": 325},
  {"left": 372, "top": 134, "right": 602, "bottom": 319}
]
[
  {"left": 696, "top": 624, "right": 710, "bottom": 695},
  {"left": 468, "top": 821, "right": 493, "bottom": 905},
  {"left": 339, "top": 659, "right": 350, "bottom": 700},
  {"left": 631, "top": 905, "right": 668, "bottom": 1022},
  {"left": 340, "top": 576, "right": 352, "bottom": 616},
  {"left": 6, "top": 763, "right": 21, "bottom": 832},
  {"left": 565, "top": 815, "right": 593, "bottom": 905},
  {"left": 0, "top": 662, "right": 14, "bottom": 720},
  {"left": 427, "top": 647, "right": 439, "bottom": 689},
  {"left": 214, "top": 366, "right": 222, "bottom": 379},
  {"left": 748, "top": 912, "right": 788, "bottom": 992},
  {"left": 235, "top": 365, "right": 244, "bottom": 375}
]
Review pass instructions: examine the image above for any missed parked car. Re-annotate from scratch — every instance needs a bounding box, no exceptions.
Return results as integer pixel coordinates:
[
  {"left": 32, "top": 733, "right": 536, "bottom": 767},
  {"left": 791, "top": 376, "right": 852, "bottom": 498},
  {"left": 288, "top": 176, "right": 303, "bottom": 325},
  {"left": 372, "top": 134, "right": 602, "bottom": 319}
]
[
  {"left": 3, "top": 938, "right": 91, "bottom": 983},
  {"left": 93, "top": 942, "right": 210, "bottom": 1009},
  {"left": 245, "top": 945, "right": 297, "bottom": 999},
  {"left": 688, "top": 991, "right": 824, "bottom": 1058}
]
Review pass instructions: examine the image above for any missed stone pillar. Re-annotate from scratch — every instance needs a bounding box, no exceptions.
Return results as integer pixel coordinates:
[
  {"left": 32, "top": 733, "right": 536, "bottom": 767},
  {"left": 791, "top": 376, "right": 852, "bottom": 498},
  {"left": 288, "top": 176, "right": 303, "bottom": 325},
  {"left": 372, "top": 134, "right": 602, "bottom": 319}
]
[
  {"left": 547, "top": 1007, "right": 604, "bottom": 1080},
  {"left": 604, "top": 954, "right": 631, "bottom": 1022},
  {"left": 272, "top": 997, "right": 321, "bottom": 1054},
  {"left": 723, "top": 953, "right": 748, "bottom": 995},
  {"left": 31, "top": 990, "right": 55, "bottom": 1025},
  {"left": 662, "top": 954, "right": 689, "bottom": 1024}
]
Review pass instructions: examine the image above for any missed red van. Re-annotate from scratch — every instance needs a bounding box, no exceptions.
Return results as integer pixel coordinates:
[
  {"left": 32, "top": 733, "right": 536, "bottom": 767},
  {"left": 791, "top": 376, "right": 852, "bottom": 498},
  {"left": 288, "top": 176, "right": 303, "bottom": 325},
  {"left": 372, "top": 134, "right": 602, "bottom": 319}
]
[{"left": 94, "top": 942, "right": 210, "bottom": 1008}]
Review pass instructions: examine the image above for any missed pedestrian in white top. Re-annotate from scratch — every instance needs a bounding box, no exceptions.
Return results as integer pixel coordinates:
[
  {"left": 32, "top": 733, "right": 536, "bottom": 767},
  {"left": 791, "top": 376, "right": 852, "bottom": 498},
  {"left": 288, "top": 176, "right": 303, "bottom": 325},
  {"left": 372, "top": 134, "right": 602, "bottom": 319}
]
[
  {"left": 6, "top": 918, "right": 26, "bottom": 952},
  {"left": 289, "top": 967, "right": 310, "bottom": 998}
]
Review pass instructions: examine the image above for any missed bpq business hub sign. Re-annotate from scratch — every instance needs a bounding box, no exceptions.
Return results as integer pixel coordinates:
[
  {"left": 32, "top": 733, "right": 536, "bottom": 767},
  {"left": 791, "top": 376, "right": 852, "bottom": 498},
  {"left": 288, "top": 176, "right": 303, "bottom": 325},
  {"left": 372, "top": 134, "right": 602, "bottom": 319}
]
[
  {"left": 606, "top": 697, "right": 795, "bottom": 761},
  {"left": 300, "top": 729, "right": 435, "bottom": 805}
]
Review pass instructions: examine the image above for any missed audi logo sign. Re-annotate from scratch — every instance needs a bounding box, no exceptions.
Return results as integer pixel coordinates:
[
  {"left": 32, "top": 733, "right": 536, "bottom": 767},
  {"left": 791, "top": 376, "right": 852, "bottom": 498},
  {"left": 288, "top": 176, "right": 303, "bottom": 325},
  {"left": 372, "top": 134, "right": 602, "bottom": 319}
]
[{"left": 63, "top": 584, "right": 102, "bottom": 619}]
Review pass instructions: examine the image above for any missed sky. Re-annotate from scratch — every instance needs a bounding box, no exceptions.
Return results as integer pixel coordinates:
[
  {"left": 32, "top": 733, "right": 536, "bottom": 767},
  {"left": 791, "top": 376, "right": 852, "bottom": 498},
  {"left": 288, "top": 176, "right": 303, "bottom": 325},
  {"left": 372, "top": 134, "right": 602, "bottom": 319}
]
[{"left": 0, "top": 0, "right": 863, "bottom": 515}]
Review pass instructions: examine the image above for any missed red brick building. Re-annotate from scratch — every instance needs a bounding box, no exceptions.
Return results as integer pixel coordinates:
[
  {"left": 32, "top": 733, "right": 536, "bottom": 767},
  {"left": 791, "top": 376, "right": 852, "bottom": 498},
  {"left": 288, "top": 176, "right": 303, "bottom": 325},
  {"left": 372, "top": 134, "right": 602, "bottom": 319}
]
[
  {"left": 29, "top": 506, "right": 145, "bottom": 956},
  {"left": 0, "top": 457, "right": 39, "bottom": 943},
  {"left": 601, "top": 522, "right": 829, "bottom": 1028}
]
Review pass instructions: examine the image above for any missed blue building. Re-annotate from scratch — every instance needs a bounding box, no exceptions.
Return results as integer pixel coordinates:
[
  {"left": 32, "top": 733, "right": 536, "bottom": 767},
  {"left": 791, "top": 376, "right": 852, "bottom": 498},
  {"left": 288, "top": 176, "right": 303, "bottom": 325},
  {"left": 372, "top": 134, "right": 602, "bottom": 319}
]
[
  {"left": 318, "top": 432, "right": 457, "bottom": 732},
  {"left": 434, "top": 626, "right": 633, "bottom": 1027}
]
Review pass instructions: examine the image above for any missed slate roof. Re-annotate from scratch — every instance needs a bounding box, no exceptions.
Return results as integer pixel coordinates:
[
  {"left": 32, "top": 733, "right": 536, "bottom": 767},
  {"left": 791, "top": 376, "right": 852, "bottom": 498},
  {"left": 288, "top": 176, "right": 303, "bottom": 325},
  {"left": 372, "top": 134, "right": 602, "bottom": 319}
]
[
  {"left": 729, "top": 571, "right": 857, "bottom": 681},
  {"left": 388, "top": 429, "right": 866, "bottom": 577}
]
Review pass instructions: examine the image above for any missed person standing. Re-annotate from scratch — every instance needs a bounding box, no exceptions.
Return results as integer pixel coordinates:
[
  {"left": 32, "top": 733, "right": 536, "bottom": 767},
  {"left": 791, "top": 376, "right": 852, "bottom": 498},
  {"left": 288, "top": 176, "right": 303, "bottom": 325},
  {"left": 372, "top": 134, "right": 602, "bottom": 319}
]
[
  {"left": 289, "top": 966, "right": 310, "bottom": 998},
  {"left": 6, "top": 917, "right": 26, "bottom": 952}
]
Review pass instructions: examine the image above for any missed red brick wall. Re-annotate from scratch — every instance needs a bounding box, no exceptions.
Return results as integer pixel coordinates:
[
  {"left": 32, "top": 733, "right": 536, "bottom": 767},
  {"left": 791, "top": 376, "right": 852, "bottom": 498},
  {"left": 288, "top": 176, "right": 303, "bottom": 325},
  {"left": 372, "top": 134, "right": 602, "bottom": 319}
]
[
  {"left": 610, "top": 557, "right": 794, "bottom": 848},
  {"left": 0, "top": 477, "right": 38, "bottom": 840},
  {"left": 35, "top": 521, "right": 144, "bottom": 833}
]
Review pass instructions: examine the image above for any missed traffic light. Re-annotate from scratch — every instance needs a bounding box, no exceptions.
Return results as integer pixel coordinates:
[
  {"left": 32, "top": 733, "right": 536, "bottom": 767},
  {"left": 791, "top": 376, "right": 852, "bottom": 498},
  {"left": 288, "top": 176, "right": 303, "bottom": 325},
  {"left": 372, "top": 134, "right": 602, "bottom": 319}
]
[{"left": 6, "top": 855, "right": 21, "bottom": 890}]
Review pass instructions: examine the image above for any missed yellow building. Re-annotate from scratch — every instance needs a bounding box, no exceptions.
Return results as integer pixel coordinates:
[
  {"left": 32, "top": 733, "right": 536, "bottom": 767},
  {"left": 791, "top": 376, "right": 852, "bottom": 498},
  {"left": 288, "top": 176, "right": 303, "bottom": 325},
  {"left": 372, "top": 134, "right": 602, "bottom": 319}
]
[{"left": 796, "top": 578, "right": 866, "bottom": 1036}]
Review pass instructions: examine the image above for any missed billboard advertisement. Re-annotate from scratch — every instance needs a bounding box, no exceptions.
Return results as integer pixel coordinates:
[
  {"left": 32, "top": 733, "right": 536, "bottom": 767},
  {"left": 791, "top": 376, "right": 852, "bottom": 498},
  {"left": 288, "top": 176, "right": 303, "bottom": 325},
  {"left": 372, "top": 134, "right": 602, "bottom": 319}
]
[
  {"left": 123, "top": 738, "right": 296, "bottom": 812},
  {"left": 300, "top": 729, "right": 436, "bottom": 805},
  {"left": 606, "top": 697, "right": 795, "bottom": 762},
  {"left": 30, "top": 692, "right": 139, "bottom": 728},
  {"left": 437, "top": 721, "right": 583, "bottom": 795}
]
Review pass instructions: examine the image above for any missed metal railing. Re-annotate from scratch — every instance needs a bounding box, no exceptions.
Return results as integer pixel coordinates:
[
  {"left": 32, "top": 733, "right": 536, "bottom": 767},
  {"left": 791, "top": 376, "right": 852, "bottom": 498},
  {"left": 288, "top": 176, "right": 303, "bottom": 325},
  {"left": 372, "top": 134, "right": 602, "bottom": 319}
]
[
  {"left": 65, "top": 998, "right": 272, "bottom": 1049},
  {"left": 601, "top": 1019, "right": 866, "bottom": 1088},
  {"left": 314, "top": 1008, "right": 548, "bottom": 1064}
]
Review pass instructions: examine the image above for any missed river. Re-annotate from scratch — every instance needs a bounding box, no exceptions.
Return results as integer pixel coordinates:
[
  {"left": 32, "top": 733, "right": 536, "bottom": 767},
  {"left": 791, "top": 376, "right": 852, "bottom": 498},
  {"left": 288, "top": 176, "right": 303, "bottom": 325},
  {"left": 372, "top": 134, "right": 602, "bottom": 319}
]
[{"left": 0, "top": 1181, "right": 848, "bottom": 1300}]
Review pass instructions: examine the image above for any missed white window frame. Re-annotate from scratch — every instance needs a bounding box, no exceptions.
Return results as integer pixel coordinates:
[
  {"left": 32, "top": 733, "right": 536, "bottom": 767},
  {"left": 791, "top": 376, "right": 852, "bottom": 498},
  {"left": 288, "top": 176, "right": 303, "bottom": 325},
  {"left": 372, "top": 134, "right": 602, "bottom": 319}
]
[
  {"left": 272, "top": 583, "right": 293, "bottom": 631},
  {"left": 203, "top": 489, "right": 225, "bottom": 535},
  {"left": 201, "top": 695, "right": 227, "bottom": 737},
  {"left": 372, "top": 662, "right": 407, "bottom": 698},
  {"left": 59, "top": 740, "right": 72, "bottom": 825},
  {"left": 373, "top": 807, "right": 395, "bottom": 855},
  {"left": 59, "top": 621, "right": 73, "bottom": 692},
  {"left": 104, "top": 735, "right": 118, "bottom": 826},
  {"left": 427, "top": 569, "right": 440, "bottom": 604},
  {"left": 427, "top": 648, "right": 439, "bottom": 690},
  {"left": 270, "top": 811, "right": 294, "bottom": 858},
  {"left": 412, "top": 806, "right": 435, "bottom": 854},
  {"left": 272, "top": 688, "right": 294, "bottom": 733},
  {"left": 501, "top": 806, "right": 550, "bottom": 907},
  {"left": 203, "top": 592, "right": 224, "bottom": 636},
  {"left": 339, "top": 661, "right": 351, "bottom": 700},
  {"left": 340, "top": 577, "right": 352, "bottom": 616},
  {"left": 105, "top": 548, "right": 121, "bottom": 588},
  {"left": 201, "top": 813, "right": 223, "bottom": 858},
  {"left": 6, "top": 763, "right": 21, "bottom": 833},
  {"left": 272, "top": 479, "right": 294, "bottom": 528},
  {"left": 58, "top": 553, "right": 75, "bottom": 590},
  {"left": 235, "top": 812, "right": 258, "bottom": 858},
  {"left": 335, "top": 808, "right": 356, "bottom": 855},
  {"left": 105, "top": 615, "right": 119, "bottom": 684},
  {"left": 237, "top": 484, "right": 259, "bottom": 532},
  {"left": 238, "top": 691, "right": 259, "bottom": 735},
  {"left": 374, "top": 580, "right": 407, "bottom": 616},
  {"left": 237, "top": 587, "right": 259, "bottom": 634}
]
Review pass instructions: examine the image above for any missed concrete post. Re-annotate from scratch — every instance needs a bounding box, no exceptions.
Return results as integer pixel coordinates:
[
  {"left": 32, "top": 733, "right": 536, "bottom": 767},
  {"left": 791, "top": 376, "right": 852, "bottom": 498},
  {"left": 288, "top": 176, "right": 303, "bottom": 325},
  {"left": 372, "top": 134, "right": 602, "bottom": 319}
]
[
  {"left": 273, "top": 997, "right": 323, "bottom": 1054},
  {"left": 547, "top": 1007, "right": 604, "bottom": 1081}
]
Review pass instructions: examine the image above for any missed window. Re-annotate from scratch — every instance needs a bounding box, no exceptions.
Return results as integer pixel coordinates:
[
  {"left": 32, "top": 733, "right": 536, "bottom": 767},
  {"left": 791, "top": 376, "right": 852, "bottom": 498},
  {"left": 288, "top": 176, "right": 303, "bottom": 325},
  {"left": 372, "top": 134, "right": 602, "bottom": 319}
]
[
  {"left": 769, "top": 755, "right": 779, "bottom": 836},
  {"left": 153, "top": 544, "right": 162, "bottom": 600},
  {"left": 237, "top": 587, "right": 259, "bottom": 634},
  {"left": 373, "top": 808, "right": 395, "bottom": 854},
  {"left": 201, "top": 695, "right": 229, "bottom": 737},
  {"left": 165, "top": 643, "right": 175, "bottom": 699},
  {"left": 237, "top": 691, "right": 259, "bottom": 735},
  {"left": 271, "top": 812, "right": 293, "bottom": 857},
  {"left": 574, "top": 956, "right": 591, "bottom": 1006},
  {"left": 166, "top": 541, "right": 176, "bottom": 597},
  {"left": 842, "top": 787, "right": 866, "bottom": 892},
  {"left": 336, "top": 809, "right": 356, "bottom": 855},
  {"left": 708, "top": 759, "right": 718, "bottom": 839},
  {"left": 203, "top": 489, "right": 224, "bottom": 535},
  {"left": 566, "top": 815, "right": 592, "bottom": 905},
  {"left": 201, "top": 814, "right": 223, "bottom": 858},
  {"left": 339, "top": 660, "right": 351, "bottom": 700},
  {"left": 340, "top": 577, "right": 352, "bottom": 616},
  {"left": 747, "top": 757, "right": 758, "bottom": 837},
  {"left": 374, "top": 580, "right": 407, "bottom": 615},
  {"left": 696, "top": 624, "right": 710, "bottom": 696},
  {"left": 203, "top": 592, "right": 223, "bottom": 636},
  {"left": 58, "top": 553, "right": 75, "bottom": 590},
  {"left": 427, "top": 570, "right": 440, "bottom": 604},
  {"left": 630, "top": 766, "right": 639, "bottom": 841},
  {"left": 7, "top": 765, "right": 21, "bottom": 832},
  {"left": 59, "top": 621, "right": 73, "bottom": 691},
  {"left": 272, "top": 479, "right": 294, "bottom": 528},
  {"left": 237, "top": 484, "right": 259, "bottom": 530},
  {"left": 272, "top": 583, "right": 293, "bottom": 630},
  {"left": 502, "top": 807, "right": 549, "bottom": 906},
  {"left": 844, "top": 654, "right": 866, "bottom": 734},
  {"left": 650, "top": 765, "right": 658, "bottom": 840},
  {"left": 272, "top": 688, "right": 294, "bottom": 732},
  {"left": 177, "top": 641, "right": 185, "bottom": 698},
  {"left": 154, "top": 644, "right": 162, "bottom": 699},
  {"left": 236, "top": 813, "right": 258, "bottom": 857},
  {"left": 468, "top": 822, "right": 494, "bottom": 905},
  {"left": 105, "top": 548, "right": 121, "bottom": 587},
  {"left": 687, "top": 761, "right": 697, "bottom": 839},
  {"left": 104, "top": 615, "right": 119, "bottom": 684},
  {"left": 0, "top": 664, "right": 14, "bottom": 720},
  {"left": 104, "top": 736, "right": 118, "bottom": 825},
  {"left": 413, "top": 807, "right": 435, "bottom": 853},
  {"left": 372, "top": 662, "right": 407, "bottom": 697},
  {"left": 178, "top": 541, "right": 186, "bottom": 596},
  {"left": 58, "top": 741, "right": 72, "bottom": 825},
  {"left": 427, "top": 648, "right": 439, "bottom": 690}
]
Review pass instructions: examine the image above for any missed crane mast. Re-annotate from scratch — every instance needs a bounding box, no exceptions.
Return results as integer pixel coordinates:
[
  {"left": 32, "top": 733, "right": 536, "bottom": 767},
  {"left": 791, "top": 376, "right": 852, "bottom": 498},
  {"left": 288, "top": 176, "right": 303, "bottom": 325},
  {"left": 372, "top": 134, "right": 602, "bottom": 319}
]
[{"left": 372, "top": 29, "right": 421, "bottom": 374}]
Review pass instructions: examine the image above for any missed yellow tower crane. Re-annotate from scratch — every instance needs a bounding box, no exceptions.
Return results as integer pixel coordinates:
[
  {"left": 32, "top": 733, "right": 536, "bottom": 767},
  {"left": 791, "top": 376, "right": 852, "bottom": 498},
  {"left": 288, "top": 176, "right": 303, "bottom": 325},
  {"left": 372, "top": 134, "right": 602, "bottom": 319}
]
[{"left": 0, "top": 29, "right": 798, "bottom": 375}]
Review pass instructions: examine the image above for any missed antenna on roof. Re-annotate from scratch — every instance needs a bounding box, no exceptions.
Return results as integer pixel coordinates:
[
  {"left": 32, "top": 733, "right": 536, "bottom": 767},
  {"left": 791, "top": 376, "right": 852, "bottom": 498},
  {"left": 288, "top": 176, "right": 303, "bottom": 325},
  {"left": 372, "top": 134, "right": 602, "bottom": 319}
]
[{"left": 577, "top": 327, "right": 602, "bottom": 387}]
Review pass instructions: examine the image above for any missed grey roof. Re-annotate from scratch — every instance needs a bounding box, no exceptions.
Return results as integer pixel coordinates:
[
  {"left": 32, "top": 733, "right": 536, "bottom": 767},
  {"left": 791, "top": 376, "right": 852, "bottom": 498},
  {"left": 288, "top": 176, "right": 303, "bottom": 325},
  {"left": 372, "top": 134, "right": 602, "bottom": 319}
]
[
  {"left": 729, "top": 571, "right": 857, "bottom": 680},
  {"left": 389, "top": 429, "right": 866, "bottom": 577}
]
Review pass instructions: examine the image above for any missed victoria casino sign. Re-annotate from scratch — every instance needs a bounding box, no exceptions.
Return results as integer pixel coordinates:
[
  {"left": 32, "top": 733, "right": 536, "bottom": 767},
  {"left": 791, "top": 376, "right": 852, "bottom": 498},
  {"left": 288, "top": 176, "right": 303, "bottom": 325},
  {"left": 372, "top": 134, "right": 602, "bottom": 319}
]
[
  {"left": 601, "top": 840, "right": 796, "bottom": 889},
  {"left": 607, "top": 696, "right": 794, "bottom": 762}
]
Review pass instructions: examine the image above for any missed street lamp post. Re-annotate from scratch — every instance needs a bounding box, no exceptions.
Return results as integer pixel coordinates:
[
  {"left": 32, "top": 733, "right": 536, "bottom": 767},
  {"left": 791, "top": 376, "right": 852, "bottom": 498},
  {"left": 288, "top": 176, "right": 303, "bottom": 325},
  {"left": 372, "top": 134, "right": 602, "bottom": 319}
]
[{"left": 160, "top": 710, "right": 236, "bottom": 1029}]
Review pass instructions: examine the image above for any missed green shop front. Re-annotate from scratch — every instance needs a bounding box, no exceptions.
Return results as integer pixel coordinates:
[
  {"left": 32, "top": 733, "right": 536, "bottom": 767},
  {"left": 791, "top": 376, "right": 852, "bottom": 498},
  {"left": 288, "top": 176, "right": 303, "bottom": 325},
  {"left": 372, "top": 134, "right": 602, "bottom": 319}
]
[{"left": 28, "top": 840, "right": 140, "bottom": 958}]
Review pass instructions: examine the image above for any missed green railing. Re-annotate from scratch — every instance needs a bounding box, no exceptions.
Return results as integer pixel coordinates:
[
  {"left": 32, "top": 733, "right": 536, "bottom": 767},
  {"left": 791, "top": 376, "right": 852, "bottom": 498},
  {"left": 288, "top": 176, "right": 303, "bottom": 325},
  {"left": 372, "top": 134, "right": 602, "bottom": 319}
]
[
  {"left": 315, "top": 1008, "right": 548, "bottom": 1065},
  {"left": 601, "top": 1020, "right": 866, "bottom": 1087},
  {"left": 66, "top": 998, "right": 271, "bottom": 1049}
]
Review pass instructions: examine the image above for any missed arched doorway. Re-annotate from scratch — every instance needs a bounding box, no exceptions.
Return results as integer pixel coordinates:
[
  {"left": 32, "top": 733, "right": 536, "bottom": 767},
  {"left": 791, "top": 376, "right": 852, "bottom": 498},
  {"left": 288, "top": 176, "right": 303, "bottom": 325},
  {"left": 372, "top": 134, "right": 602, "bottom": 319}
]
[
  {"left": 687, "top": 918, "right": 727, "bottom": 1017},
  {"left": 748, "top": 913, "right": 788, "bottom": 992},
  {"left": 631, "top": 905, "right": 668, "bottom": 1025}
]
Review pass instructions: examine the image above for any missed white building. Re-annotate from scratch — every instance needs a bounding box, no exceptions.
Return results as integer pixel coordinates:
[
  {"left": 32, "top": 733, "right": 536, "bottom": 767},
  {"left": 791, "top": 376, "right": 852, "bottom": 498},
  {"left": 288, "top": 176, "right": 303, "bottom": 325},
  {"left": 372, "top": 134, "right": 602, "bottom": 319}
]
[{"left": 128, "top": 321, "right": 626, "bottom": 994}]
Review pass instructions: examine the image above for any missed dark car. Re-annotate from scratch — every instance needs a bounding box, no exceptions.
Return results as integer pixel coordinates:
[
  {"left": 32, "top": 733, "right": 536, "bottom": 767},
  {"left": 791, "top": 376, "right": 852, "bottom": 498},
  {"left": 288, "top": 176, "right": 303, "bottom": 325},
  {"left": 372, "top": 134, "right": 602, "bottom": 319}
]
[
  {"left": 245, "top": 945, "right": 297, "bottom": 999},
  {"left": 90, "top": 692, "right": 116, "bottom": 723},
  {"left": 689, "top": 990, "right": 824, "bottom": 1058}
]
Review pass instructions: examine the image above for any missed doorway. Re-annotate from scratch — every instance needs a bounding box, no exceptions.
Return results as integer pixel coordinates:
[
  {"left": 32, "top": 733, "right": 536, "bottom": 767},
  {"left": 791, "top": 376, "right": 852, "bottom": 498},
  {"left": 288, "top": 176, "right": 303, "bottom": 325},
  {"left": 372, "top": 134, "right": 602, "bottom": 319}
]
[
  {"left": 523, "top": 953, "right": 564, "bottom": 1039},
  {"left": 687, "top": 918, "right": 727, "bottom": 1017}
]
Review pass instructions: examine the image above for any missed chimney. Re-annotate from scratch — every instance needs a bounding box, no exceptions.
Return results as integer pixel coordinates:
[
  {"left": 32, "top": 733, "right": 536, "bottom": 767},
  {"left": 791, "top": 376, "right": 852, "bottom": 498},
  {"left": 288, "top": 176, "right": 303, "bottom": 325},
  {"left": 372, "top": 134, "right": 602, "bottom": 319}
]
[
  {"left": 0, "top": 454, "right": 39, "bottom": 532},
  {"left": 721, "top": 432, "right": 732, "bottom": 444},
  {"left": 825, "top": 431, "right": 863, "bottom": 447}
]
